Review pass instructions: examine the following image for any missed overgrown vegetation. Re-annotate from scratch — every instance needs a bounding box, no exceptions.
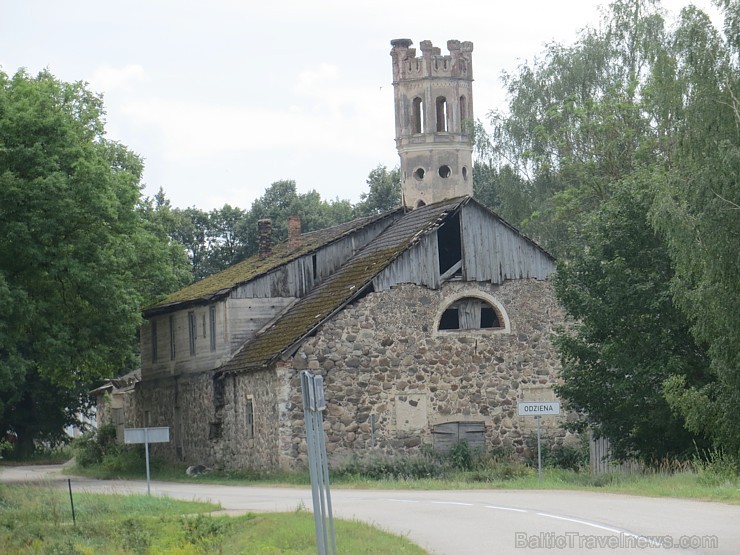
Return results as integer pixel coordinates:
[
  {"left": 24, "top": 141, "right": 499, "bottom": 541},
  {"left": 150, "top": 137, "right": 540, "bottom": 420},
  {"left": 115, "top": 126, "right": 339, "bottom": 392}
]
[
  {"left": 0, "top": 483, "right": 427, "bottom": 554},
  {"left": 72, "top": 423, "right": 148, "bottom": 477}
]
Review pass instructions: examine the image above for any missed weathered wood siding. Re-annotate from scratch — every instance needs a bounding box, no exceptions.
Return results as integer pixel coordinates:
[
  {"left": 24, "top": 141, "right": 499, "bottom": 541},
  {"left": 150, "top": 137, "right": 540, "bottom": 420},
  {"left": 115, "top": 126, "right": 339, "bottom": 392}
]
[
  {"left": 141, "top": 300, "right": 231, "bottom": 380},
  {"left": 233, "top": 222, "right": 391, "bottom": 299},
  {"left": 460, "top": 204, "right": 554, "bottom": 282},
  {"left": 226, "top": 297, "right": 296, "bottom": 353},
  {"left": 372, "top": 232, "right": 440, "bottom": 291},
  {"left": 373, "top": 204, "right": 554, "bottom": 292}
]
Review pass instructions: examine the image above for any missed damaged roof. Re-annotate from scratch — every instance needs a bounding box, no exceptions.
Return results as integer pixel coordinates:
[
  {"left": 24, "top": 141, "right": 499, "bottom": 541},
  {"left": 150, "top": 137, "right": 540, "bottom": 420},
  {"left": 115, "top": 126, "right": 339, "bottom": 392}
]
[
  {"left": 145, "top": 210, "right": 401, "bottom": 315},
  {"left": 222, "top": 197, "right": 470, "bottom": 372}
]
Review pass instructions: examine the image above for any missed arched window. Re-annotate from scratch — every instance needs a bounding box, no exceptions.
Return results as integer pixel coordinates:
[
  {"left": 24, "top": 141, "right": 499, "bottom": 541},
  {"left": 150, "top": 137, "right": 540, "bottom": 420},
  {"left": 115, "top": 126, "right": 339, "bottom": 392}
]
[
  {"left": 436, "top": 96, "right": 448, "bottom": 132},
  {"left": 459, "top": 95, "right": 467, "bottom": 125},
  {"left": 437, "top": 295, "right": 508, "bottom": 332},
  {"left": 412, "top": 97, "right": 424, "bottom": 133}
]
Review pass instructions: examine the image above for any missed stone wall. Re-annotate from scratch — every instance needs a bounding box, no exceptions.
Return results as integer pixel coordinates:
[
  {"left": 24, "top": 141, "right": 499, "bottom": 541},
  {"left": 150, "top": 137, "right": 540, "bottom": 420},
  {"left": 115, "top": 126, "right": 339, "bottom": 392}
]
[
  {"left": 283, "top": 279, "right": 572, "bottom": 468},
  {"left": 134, "top": 368, "right": 281, "bottom": 471}
]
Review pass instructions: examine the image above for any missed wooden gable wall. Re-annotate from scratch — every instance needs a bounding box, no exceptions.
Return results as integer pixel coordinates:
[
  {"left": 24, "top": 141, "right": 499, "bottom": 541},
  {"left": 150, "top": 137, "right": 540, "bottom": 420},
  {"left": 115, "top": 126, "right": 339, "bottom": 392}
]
[{"left": 372, "top": 203, "right": 554, "bottom": 292}]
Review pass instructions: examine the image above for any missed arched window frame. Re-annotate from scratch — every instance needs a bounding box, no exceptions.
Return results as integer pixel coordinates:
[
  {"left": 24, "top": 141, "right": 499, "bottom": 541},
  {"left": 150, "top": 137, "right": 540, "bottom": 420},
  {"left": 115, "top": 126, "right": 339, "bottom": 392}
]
[
  {"left": 433, "top": 292, "right": 510, "bottom": 337},
  {"left": 412, "top": 97, "right": 424, "bottom": 134}
]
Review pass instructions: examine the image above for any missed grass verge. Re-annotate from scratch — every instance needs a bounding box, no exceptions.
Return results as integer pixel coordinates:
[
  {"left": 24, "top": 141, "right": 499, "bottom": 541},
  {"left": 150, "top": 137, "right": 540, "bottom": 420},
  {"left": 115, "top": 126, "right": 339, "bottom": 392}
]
[{"left": 0, "top": 482, "right": 427, "bottom": 554}]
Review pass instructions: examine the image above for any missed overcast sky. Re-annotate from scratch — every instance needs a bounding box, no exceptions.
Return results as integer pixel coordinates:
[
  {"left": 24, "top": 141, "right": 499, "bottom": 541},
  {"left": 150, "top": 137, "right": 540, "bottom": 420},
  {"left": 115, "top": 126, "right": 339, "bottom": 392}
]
[{"left": 1, "top": 0, "right": 721, "bottom": 211}]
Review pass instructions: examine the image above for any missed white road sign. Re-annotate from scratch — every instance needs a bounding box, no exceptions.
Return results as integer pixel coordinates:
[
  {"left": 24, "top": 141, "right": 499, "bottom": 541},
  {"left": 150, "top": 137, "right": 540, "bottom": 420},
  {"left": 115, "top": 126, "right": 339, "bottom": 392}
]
[
  {"left": 124, "top": 427, "right": 170, "bottom": 444},
  {"left": 517, "top": 401, "right": 561, "bottom": 416}
]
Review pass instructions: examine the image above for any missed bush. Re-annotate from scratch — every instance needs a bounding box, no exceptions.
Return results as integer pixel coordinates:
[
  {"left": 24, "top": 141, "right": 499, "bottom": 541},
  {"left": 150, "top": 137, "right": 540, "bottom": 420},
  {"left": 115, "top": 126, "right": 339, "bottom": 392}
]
[{"left": 73, "top": 424, "right": 144, "bottom": 471}]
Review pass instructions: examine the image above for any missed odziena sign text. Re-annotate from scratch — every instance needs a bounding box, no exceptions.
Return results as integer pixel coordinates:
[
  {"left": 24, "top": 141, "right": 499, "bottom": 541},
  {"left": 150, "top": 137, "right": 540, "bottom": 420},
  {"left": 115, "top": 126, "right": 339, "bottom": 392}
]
[{"left": 517, "top": 401, "right": 561, "bottom": 416}]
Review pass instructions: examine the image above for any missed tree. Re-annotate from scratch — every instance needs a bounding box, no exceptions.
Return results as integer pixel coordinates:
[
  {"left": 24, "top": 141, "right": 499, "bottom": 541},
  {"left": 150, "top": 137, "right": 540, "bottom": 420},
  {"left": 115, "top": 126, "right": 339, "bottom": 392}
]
[
  {"left": 649, "top": 2, "right": 740, "bottom": 457},
  {"left": 354, "top": 165, "right": 401, "bottom": 216},
  {"left": 484, "top": 0, "right": 739, "bottom": 461},
  {"left": 554, "top": 179, "right": 711, "bottom": 461},
  {"left": 0, "top": 69, "right": 183, "bottom": 454}
]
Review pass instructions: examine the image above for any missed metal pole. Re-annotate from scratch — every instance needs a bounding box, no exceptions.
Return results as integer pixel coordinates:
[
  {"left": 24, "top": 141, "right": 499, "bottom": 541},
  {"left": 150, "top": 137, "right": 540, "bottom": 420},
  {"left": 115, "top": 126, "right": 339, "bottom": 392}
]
[
  {"left": 317, "top": 409, "right": 337, "bottom": 555},
  {"left": 144, "top": 427, "right": 151, "bottom": 496},
  {"left": 67, "top": 479, "right": 76, "bottom": 526},
  {"left": 302, "top": 372, "right": 327, "bottom": 555},
  {"left": 536, "top": 415, "right": 542, "bottom": 481}
]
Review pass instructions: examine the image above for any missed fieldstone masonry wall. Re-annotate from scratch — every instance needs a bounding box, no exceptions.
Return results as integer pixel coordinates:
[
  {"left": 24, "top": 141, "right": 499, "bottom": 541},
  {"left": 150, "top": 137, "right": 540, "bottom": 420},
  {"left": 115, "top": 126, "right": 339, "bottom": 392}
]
[{"left": 283, "top": 279, "right": 572, "bottom": 468}]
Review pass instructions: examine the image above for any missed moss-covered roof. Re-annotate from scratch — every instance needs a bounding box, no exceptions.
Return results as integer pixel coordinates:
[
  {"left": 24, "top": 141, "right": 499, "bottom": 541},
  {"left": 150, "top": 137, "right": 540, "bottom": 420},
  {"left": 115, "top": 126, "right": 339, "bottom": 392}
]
[
  {"left": 222, "top": 197, "right": 468, "bottom": 371},
  {"left": 145, "top": 211, "right": 400, "bottom": 315}
]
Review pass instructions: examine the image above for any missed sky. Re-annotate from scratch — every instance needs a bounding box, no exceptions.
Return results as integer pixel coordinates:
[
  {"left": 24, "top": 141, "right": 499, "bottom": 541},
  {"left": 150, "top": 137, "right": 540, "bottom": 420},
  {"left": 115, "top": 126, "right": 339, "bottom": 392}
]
[{"left": 1, "top": 0, "right": 722, "bottom": 211}]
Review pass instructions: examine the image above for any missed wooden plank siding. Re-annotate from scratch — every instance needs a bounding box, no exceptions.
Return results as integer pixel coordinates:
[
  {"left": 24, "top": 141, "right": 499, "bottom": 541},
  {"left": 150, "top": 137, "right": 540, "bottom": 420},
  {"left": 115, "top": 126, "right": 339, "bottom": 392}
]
[
  {"left": 226, "top": 297, "right": 296, "bottom": 353},
  {"left": 460, "top": 204, "right": 554, "bottom": 283},
  {"left": 373, "top": 203, "right": 554, "bottom": 293}
]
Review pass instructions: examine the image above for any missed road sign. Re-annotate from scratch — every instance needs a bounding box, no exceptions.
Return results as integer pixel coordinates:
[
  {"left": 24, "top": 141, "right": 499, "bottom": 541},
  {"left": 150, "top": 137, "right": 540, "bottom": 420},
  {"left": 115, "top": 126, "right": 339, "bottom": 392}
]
[
  {"left": 124, "top": 427, "right": 170, "bottom": 444},
  {"left": 517, "top": 401, "right": 560, "bottom": 416},
  {"left": 123, "top": 427, "right": 170, "bottom": 495}
]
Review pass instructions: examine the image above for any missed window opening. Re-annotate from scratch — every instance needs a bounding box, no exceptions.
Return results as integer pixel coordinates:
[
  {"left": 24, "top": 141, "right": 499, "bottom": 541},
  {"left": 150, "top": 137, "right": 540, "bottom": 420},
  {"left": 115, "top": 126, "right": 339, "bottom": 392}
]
[
  {"left": 412, "top": 97, "right": 424, "bottom": 133},
  {"left": 151, "top": 320, "right": 158, "bottom": 362},
  {"left": 312, "top": 254, "right": 317, "bottom": 281},
  {"left": 188, "top": 311, "right": 196, "bottom": 356},
  {"left": 246, "top": 398, "right": 254, "bottom": 439},
  {"left": 169, "top": 315, "right": 176, "bottom": 360},
  {"left": 436, "top": 96, "right": 448, "bottom": 132},
  {"left": 414, "top": 168, "right": 425, "bottom": 180},
  {"left": 415, "top": 199, "right": 426, "bottom": 208},
  {"left": 459, "top": 95, "right": 467, "bottom": 125},
  {"left": 202, "top": 314, "right": 206, "bottom": 338},
  {"left": 437, "top": 212, "right": 462, "bottom": 276},
  {"left": 209, "top": 305, "right": 217, "bottom": 351},
  {"left": 438, "top": 165, "right": 451, "bottom": 178},
  {"left": 437, "top": 297, "right": 505, "bottom": 331},
  {"left": 462, "top": 166, "right": 468, "bottom": 180}
]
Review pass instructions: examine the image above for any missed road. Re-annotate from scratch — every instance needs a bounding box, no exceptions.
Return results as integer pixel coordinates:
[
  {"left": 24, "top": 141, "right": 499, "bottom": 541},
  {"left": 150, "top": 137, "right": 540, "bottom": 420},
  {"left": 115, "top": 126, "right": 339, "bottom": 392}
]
[{"left": 2, "top": 464, "right": 739, "bottom": 554}]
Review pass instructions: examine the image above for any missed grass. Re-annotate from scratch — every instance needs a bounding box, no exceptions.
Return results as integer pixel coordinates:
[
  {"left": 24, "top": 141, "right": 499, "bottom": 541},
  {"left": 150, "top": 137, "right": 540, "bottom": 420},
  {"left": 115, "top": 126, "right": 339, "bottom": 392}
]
[
  {"left": 0, "top": 482, "right": 427, "bottom": 554},
  {"left": 66, "top": 457, "right": 740, "bottom": 505}
]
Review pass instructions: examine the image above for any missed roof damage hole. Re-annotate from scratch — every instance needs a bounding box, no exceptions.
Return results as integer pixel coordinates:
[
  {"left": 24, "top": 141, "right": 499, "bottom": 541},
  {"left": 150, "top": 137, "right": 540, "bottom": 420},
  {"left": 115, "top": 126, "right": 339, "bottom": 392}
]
[{"left": 437, "top": 211, "right": 462, "bottom": 276}]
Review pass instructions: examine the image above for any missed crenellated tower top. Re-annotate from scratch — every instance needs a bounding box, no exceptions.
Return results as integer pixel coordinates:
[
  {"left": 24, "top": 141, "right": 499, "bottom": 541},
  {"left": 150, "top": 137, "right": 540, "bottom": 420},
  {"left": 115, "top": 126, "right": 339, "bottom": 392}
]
[{"left": 391, "top": 39, "right": 475, "bottom": 209}]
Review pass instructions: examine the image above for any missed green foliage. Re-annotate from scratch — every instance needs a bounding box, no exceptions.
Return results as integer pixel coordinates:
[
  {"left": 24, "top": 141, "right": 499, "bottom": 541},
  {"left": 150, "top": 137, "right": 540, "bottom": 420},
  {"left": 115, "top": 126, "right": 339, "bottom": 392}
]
[
  {"left": 0, "top": 69, "right": 187, "bottom": 453},
  {"left": 481, "top": 0, "right": 739, "bottom": 463},
  {"left": 354, "top": 164, "right": 401, "bottom": 216},
  {"left": 72, "top": 423, "right": 144, "bottom": 472}
]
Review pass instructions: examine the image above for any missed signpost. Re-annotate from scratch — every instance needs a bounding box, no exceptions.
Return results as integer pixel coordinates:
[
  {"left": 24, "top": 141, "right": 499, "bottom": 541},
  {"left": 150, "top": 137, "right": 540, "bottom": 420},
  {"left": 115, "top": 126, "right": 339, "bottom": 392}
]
[
  {"left": 517, "top": 402, "right": 560, "bottom": 481},
  {"left": 301, "top": 371, "right": 336, "bottom": 555},
  {"left": 124, "top": 426, "right": 170, "bottom": 495}
]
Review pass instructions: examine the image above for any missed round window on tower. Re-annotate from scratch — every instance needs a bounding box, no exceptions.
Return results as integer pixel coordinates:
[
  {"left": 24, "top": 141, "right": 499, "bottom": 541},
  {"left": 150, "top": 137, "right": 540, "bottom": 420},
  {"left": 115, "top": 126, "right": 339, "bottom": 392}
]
[
  {"left": 414, "top": 168, "right": 425, "bottom": 181},
  {"left": 439, "top": 165, "right": 451, "bottom": 178}
]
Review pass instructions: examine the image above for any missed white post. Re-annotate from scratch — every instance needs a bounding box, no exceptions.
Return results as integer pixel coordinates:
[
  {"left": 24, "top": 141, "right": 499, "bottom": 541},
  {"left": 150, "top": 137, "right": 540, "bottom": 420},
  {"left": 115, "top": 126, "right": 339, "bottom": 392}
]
[{"left": 536, "top": 415, "right": 542, "bottom": 481}]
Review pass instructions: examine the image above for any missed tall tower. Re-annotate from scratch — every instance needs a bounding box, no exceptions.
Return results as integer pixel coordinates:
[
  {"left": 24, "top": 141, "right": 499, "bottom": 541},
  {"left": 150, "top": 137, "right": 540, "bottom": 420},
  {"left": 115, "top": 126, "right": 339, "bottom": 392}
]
[{"left": 390, "top": 39, "right": 474, "bottom": 209}]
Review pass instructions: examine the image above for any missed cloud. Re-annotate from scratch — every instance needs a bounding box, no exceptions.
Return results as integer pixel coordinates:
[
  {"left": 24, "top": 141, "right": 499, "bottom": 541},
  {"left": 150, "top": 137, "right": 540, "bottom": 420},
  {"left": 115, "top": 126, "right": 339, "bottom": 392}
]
[
  {"left": 88, "top": 64, "right": 146, "bottom": 92},
  {"left": 117, "top": 62, "right": 392, "bottom": 164}
]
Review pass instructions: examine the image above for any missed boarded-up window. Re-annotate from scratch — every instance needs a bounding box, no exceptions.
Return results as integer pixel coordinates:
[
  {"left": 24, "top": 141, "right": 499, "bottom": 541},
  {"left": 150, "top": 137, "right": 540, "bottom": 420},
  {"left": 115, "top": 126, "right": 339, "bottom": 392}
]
[
  {"left": 432, "top": 421, "right": 485, "bottom": 452},
  {"left": 439, "top": 297, "right": 503, "bottom": 331},
  {"left": 246, "top": 398, "right": 254, "bottom": 439},
  {"left": 188, "top": 311, "right": 196, "bottom": 356},
  {"left": 151, "top": 320, "right": 158, "bottom": 362},
  {"left": 209, "top": 305, "right": 217, "bottom": 351},
  {"left": 169, "top": 315, "right": 176, "bottom": 360}
]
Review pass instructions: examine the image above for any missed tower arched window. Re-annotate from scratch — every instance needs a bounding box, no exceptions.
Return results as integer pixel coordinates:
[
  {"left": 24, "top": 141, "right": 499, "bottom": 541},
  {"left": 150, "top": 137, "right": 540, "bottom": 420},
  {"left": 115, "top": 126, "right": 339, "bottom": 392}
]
[
  {"left": 412, "top": 97, "right": 424, "bottom": 133},
  {"left": 436, "top": 96, "right": 448, "bottom": 132},
  {"left": 459, "top": 95, "right": 467, "bottom": 130}
]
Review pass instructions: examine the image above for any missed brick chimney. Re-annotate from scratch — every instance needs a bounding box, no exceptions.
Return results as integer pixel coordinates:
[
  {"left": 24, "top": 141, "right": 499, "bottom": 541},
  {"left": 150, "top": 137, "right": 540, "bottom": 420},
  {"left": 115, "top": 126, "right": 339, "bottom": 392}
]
[
  {"left": 258, "top": 219, "right": 272, "bottom": 258},
  {"left": 288, "top": 215, "right": 301, "bottom": 251}
]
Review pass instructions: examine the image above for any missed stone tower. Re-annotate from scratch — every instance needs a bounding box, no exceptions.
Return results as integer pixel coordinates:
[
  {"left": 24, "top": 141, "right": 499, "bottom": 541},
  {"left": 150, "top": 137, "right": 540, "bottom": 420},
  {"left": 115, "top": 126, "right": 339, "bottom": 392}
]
[{"left": 390, "top": 38, "right": 474, "bottom": 209}]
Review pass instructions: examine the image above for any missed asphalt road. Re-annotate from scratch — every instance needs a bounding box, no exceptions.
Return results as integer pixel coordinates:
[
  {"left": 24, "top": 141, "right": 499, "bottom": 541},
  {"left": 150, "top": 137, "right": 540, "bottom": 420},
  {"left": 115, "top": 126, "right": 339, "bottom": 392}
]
[{"left": 2, "top": 464, "right": 738, "bottom": 554}]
